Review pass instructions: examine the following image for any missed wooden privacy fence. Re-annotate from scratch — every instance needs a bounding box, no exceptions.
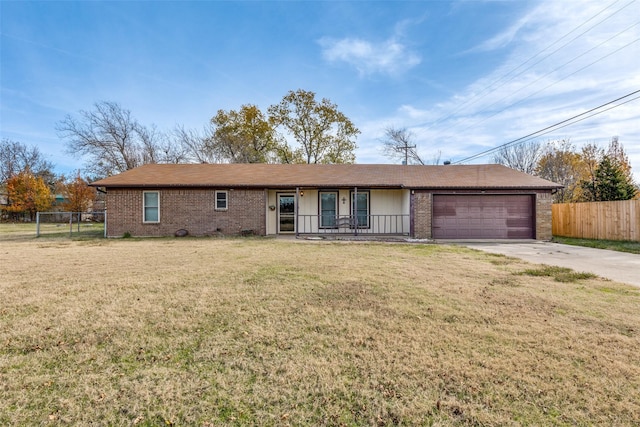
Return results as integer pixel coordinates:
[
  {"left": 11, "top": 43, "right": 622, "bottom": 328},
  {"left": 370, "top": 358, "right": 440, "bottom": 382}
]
[{"left": 552, "top": 200, "right": 640, "bottom": 241}]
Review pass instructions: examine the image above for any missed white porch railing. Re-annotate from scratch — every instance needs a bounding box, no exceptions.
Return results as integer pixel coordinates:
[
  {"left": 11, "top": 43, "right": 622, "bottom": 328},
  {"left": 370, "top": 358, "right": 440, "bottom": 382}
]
[{"left": 296, "top": 214, "right": 410, "bottom": 236}]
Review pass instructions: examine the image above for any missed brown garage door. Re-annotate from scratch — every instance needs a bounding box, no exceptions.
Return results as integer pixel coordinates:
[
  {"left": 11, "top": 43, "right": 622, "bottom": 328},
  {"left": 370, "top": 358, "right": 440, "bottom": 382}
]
[{"left": 432, "top": 194, "right": 534, "bottom": 239}]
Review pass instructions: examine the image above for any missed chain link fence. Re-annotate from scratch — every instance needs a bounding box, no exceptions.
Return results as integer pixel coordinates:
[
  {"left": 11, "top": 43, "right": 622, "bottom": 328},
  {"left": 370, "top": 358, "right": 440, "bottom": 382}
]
[{"left": 36, "top": 211, "right": 106, "bottom": 238}]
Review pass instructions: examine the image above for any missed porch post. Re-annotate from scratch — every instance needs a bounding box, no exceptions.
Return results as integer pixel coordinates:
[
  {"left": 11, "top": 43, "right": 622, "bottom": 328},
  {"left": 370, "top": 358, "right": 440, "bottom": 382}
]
[
  {"left": 354, "top": 187, "right": 358, "bottom": 236},
  {"left": 295, "top": 187, "right": 300, "bottom": 237}
]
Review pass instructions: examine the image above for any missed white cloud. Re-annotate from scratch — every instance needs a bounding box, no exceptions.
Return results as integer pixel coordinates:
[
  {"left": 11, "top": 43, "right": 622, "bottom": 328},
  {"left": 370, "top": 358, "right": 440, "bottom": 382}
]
[
  {"left": 318, "top": 36, "right": 420, "bottom": 76},
  {"left": 469, "top": 10, "right": 537, "bottom": 52},
  {"left": 365, "top": 0, "right": 640, "bottom": 179}
]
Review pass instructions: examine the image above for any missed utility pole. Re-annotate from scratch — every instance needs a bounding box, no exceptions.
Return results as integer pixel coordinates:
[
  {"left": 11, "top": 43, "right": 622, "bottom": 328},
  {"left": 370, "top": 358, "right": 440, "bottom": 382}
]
[
  {"left": 397, "top": 141, "right": 416, "bottom": 165},
  {"left": 383, "top": 126, "right": 425, "bottom": 165}
]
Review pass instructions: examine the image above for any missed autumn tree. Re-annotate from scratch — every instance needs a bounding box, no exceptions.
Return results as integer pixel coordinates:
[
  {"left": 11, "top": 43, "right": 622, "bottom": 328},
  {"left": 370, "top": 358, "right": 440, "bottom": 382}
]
[
  {"left": 61, "top": 173, "right": 97, "bottom": 213},
  {"left": 268, "top": 89, "right": 359, "bottom": 164},
  {"left": 536, "top": 139, "right": 587, "bottom": 203},
  {"left": 493, "top": 141, "right": 544, "bottom": 175},
  {"left": 209, "top": 105, "right": 278, "bottom": 163},
  {"left": 5, "top": 170, "right": 54, "bottom": 221},
  {"left": 577, "top": 143, "right": 603, "bottom": 199}
]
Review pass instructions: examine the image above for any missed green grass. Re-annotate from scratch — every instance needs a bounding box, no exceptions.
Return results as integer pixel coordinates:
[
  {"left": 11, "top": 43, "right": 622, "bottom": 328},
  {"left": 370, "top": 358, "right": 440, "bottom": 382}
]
[
  {"left": 553, "top": 236, "right": 640, "bottom": 254},
  {"left": 518, "top": 265, "right": 597, "bottom": 283}
]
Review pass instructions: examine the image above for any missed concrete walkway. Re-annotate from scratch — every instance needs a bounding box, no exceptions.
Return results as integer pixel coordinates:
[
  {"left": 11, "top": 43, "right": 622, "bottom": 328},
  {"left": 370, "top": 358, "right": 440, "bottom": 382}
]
[{"left": 462, "top": 241, "right": 640, "bottom": 288}]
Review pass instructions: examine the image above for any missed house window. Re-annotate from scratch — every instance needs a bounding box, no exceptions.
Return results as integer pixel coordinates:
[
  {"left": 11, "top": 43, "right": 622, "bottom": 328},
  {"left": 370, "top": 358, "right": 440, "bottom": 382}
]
[
  {"left": 319, "top": 191, "right": 337, "bottom": 228},
  {"left": 215, "top": 190, "right": 228, "bottom": 211},
  {"left": 143, "top": 191, "right": 159, "bottom": 223},
  {"left": 351, "top": 191, "right": 369, "bottom": 228}
]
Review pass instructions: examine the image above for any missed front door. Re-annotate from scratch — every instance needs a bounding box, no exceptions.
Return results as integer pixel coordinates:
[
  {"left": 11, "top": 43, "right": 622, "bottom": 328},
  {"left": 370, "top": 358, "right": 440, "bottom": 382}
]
[{"left": 278, "top": 194, "right": 296, "bottom": 233}]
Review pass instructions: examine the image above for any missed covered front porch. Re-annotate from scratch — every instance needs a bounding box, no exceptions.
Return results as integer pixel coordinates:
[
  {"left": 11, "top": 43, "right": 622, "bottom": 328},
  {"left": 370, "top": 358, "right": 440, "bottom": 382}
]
[{"left": 265, "top": 188, "right": 411, "bottom": 237}]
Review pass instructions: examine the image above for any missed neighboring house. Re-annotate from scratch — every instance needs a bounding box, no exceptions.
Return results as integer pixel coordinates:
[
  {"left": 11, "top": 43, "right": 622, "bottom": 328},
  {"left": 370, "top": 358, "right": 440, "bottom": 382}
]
[
  {"left": 0, "top": 187, "right": 8, "bottom": 219},
  {"left": 90, "top": 163, "right": 562, "bottom": 240}
]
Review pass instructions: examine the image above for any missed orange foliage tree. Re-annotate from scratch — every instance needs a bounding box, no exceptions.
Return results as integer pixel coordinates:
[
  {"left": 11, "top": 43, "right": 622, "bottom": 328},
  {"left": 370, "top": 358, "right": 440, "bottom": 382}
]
[
  {"left": 6, "top": 170, "right": 54, "bottom": 220},
  {"left": 62, "top": 173, "right": 96, "bottom": 213}
]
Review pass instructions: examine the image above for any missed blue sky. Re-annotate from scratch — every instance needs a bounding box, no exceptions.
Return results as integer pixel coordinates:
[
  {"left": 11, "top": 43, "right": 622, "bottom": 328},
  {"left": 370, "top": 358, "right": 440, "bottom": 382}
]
[{"left": 1, "top": 0, "right": 639, "bottom": 180}]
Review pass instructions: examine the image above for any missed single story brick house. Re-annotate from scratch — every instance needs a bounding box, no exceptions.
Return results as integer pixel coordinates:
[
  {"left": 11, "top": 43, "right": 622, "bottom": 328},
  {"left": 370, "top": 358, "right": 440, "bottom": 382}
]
[{"left": 90, "top": 163, "right": 562, "bottom": 240}]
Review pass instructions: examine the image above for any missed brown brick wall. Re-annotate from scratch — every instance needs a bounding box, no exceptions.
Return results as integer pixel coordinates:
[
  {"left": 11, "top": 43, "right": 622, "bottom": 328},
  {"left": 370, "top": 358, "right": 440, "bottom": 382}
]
[
  {"left": 535, "top": 191, "right": 553, "bottom": 240},
  {"left": 412, "top": 191, "right": 432, "bottom": 239},
  {"left": 105, "top": 188, "right": 266, "bottom": 237}
]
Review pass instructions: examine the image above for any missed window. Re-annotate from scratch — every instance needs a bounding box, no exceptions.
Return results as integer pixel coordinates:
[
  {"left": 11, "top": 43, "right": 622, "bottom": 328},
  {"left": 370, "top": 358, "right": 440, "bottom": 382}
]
[
  {"left": 215, "top": 190, "right": 228, "bottom": 211},
  {"left": 351, "top": 191, "right": 369, "bottom": 228},
  {"left": 319, "top": 191, "right": 337, "bottom": 228},
  {"left": 143, "top": 191, "right": 159, "bottom": 223}
]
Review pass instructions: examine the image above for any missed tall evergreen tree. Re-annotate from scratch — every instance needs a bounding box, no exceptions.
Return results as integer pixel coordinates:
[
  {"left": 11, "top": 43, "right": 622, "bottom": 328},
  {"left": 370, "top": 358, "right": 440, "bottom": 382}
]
[{"left": 582, "top": 155, "right": 637, "bottom": 201}]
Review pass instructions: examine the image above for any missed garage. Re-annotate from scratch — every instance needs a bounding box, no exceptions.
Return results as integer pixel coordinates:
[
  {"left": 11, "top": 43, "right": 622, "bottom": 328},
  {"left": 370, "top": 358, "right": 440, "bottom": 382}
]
[{"left": 432, "top": 194, "right": 534, "bottom": 239}]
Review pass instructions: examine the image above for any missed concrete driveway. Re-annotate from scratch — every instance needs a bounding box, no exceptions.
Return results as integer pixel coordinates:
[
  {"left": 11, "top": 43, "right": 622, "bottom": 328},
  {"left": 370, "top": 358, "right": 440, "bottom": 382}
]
[{"left": 462, "top": 241, "right": 640, "bottom": 288}]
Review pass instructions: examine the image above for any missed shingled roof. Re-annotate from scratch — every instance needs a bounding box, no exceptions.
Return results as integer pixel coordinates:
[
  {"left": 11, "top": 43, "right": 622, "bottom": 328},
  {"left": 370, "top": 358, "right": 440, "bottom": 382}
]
[{"left": 90, "top": 163, "right": 562, "bottom": 190}]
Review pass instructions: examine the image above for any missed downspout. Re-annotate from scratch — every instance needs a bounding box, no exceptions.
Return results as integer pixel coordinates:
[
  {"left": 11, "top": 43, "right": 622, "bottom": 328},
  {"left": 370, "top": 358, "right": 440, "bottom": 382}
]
[
  {"left": 264, "top": 189, "right": 268, "bottom": 236},
  {"left": 96, "top": 187, "right": 107, "bottom": 238},
  {"left": 409, "top": 189, "right": 414, "bottom": 238}
]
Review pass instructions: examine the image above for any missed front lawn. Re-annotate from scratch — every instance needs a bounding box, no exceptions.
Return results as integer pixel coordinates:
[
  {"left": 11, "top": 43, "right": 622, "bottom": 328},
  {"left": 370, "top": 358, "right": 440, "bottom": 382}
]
[{"left": 1, "top": 237, "right": 639, "bottom": 425}]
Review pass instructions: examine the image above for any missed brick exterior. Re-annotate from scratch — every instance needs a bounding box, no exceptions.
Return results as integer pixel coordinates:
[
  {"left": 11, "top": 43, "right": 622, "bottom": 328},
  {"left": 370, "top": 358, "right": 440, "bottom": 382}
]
[
  {"left": 535, "top": 191, "right": 553, "bottom": 240},
  {"left": 105, "top": 188, "right": 266, "bottom": 237},
  {"left": 412, "top": 192, "right": 432, "bottom": 239},
  {"left": 105, "top": 186, "right": 554, "bottom": 240}
]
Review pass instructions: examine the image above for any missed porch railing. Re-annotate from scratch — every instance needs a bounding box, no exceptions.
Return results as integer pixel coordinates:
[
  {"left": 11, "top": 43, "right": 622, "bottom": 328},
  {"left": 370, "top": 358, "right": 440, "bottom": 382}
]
[{"left": 296, "top": 214, "right": 410, "bottom": 236}]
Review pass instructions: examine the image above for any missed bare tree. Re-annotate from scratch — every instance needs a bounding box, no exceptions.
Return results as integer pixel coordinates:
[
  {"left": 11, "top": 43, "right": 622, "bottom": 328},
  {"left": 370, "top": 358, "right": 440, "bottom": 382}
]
[
  {"left": 139, "top": 125, "right": 190, "bottom": 165},
  {"left": 492, "top": 141, "right": 544, "bottom": 175},
  {"left": 57, "top": 101, "right": 166, "bottom": 177},
  {"left": 381, "top": 127, "right": 425, "bottom": 165},
  {"left": 0, "top": 139, "right": 55, "bottom": 184},
  {"left": 174, "top": 125, "right": 221, "bottom": 164}
]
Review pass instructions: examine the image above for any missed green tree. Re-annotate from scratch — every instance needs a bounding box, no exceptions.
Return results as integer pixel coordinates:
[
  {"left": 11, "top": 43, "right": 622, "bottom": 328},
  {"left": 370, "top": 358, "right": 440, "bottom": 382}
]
[
  {"left": 6, "top": 170, "right": 54, "bottom": 221},
  {"left": 268, "top": 89, "right": 359, "bottom": 164},
  {"left": 209, "top": 105, "right": 278, "bottom": 163},
  {"left": 581, "top": 155, "right": 637, "bottom": 201},
  {"left": 579, "top": 138, "right": 637, "bottom": 202}
]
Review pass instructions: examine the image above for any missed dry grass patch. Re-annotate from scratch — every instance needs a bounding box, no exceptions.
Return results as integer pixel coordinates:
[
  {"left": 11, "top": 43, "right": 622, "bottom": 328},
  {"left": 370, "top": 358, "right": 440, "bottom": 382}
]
[{"left": 1, "top": 236, "right": 639, "bottom": 426}]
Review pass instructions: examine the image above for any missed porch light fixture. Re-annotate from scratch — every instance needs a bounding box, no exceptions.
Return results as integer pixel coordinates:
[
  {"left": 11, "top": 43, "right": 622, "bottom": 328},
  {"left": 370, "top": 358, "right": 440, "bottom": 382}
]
[
  {"left": 300, "top": 190, "right": 304, "bottom": 197},
  {"left": 342, "top": 196, "right": 346, "bottom": 204}
]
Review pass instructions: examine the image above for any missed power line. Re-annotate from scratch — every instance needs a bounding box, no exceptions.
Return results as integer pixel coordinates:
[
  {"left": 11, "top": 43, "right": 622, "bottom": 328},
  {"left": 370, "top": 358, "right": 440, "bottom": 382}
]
[
  {"left": 414, "top": 0, "right": 636, "bottom": 131},
  {"left": 452, "top": 90, "right": 640, "bottom": 164},
  {"left": 437, "top": 24, "right": 640, "bottom": 143}
]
